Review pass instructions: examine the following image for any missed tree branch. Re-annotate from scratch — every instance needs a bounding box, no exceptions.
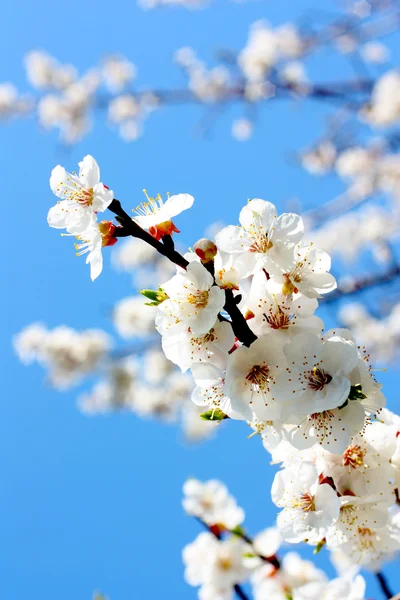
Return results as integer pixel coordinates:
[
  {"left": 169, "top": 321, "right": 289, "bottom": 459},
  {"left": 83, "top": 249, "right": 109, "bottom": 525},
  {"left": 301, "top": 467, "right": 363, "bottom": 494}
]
[
  {"left": 108, "top": 199, "right": 257, "bottom": 347},
  {"left": 322, "top": 265, "right": 400, "bottom": 303},
  {"left": 233, "top": 584, "right": 249, "bottom": 600},
  {"left": 196, "top": 517, "right": 280, "bottom": 569},
  {"left": 376, "top": 571, "right": 395, "bottom": 600}
]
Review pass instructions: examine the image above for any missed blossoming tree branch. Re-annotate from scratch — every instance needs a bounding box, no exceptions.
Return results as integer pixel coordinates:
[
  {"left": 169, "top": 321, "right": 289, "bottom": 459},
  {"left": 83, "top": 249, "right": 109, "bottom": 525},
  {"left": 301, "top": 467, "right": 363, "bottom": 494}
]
[
  {"left": 5, "top": 0, "right": 400, "bottom": 362},
  {"left": 22, "top": 152, "right": 398, "bottom": 600}
]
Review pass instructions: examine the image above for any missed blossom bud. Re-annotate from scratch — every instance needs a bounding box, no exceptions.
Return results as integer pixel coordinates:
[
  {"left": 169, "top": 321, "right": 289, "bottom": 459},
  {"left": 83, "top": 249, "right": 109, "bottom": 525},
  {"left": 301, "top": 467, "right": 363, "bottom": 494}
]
[
  {"left": 99, "top": 220, "right": 118, "bottom": 247},
  {"left": 194, "top": 238, "right": 218, "bottom": 264}
]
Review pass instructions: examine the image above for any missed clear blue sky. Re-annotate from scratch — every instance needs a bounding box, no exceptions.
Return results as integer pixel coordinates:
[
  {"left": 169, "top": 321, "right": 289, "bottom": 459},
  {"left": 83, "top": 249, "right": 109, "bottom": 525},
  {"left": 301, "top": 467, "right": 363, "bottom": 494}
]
[{"left": 1, "top": 0, "right": 400, "bottom": 598}]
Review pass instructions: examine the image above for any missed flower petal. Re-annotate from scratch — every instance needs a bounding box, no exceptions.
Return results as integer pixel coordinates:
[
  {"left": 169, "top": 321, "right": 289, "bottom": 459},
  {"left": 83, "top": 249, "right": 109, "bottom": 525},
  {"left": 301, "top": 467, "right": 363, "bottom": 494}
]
[
  {"left": 274, "top": 213, "right": 304, "bottom": 244},
  {"left": 163, "top": 193, "right": 194, "bottom": 218},
  {"left": 239, "top": 199, "right": 277, "bottom": 229},
  {"left": 79, "top": 155, "right": 100, "bottom": 188}
]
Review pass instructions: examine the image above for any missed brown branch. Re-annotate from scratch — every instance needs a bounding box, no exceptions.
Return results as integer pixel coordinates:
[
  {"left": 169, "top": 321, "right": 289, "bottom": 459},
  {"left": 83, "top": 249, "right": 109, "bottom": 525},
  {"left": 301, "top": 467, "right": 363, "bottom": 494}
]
[
  {"left": 376, "top": 571, "right": 395, "bottom": 600},
  {"left": 196, "top": 518, "right": 280, "bottom": 569},
  {"left": 108, "top": 199, "right": 257, "bottom": 347}
]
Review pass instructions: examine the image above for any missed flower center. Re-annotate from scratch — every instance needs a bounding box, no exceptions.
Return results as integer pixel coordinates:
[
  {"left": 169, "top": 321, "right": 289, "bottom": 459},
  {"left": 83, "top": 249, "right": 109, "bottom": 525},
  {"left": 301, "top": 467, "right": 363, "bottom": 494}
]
[
  {"left": 308, "top": 367, "right": 332, "bottom": 391},
  {"left": 75, "top": 188, "right": 94, "bottom": 207},
  {"left": 187, "top": 290, "right": 209, "bottom": 309},
  {"left": 202, "top": 329, "right": 216, "bottom": 343},
  {"left": 217, "top": 557, "right": 232, "bottom": 571},
  {"left": 309, "top": 410, "right": 334, "bottom": 422},
  {"left": 264, "top": 309, "right": 291, "bottom": 330},
  {"left": 299, "top": 492, "right": 315, "bottom": 512},
  {"left": 357, "top": 527, "right": 375, "bottom": 550},
  {"left": 245, "top": 364, "right": 270, "bottom": 390},
  {"left": 135, "top": 190, "right": 165, "bottom": 217},
  {"left": 191, "top": 329, "right": 216, "bottom": 347},
  {"left": 250, "top": 234, "right": 273, "bottom": 254},
  {"left": 343, "top": 444, "right": 365, "bottom": 468}
]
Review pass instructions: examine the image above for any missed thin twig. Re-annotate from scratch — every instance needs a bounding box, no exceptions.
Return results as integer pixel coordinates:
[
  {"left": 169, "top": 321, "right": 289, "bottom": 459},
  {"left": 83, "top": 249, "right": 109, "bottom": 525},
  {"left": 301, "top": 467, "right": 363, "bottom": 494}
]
[
  {"left": 376, "top": 571, "right": 395, "bottom": 600},
  {"left": 108, "top": 199, "right": 257, "bottom": 347}
]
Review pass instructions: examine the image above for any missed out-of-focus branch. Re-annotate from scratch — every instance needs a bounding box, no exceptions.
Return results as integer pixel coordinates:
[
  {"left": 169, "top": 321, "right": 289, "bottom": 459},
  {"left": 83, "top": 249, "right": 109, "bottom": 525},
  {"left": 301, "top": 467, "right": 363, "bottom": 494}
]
[
  {"left": 304, "top": 189, "right": 375, "bottom": 226},
  {"left": 196, "top": 517, "right": 280, "bottom": 569},
  {"left": 323, "top": 264, "right": 400, "bottom": 303},
  {"left": 102, "top": 78, "right": 374, "bottom": 108}
]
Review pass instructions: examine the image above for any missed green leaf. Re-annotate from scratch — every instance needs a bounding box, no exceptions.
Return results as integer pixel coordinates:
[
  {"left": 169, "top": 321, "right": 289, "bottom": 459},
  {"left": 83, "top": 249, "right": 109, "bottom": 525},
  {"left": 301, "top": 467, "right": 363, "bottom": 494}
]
[
  {"left": 200, "top": 408, "right": 229, "bottom": 421},
  {"left": 348, "top": 384, "right": 367, "bottom": 401},
  {"left": 231, "top": 525, "right": 246, "bottom": 537},
  {"left": 314, "top": 538, "right": 326, "bottom": 554},
  {"left": 140, "top": 287, "right": 169, "bottom": 306}
]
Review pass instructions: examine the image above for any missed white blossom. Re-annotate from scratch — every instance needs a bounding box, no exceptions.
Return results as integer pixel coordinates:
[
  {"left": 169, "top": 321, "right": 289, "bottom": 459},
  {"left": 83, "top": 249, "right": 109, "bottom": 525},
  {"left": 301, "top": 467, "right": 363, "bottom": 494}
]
[
  {"left": 159, "top": 261, "right": 225, "bottom": 336},
  {"left": 272, "top": 461, "right": 341, "bottom": 544},
  {"left": 47, "top": 155, "right": 113, "bottom": 234},
  {"left": 183, "top": 479, "right": 244, "bottom": 529}
]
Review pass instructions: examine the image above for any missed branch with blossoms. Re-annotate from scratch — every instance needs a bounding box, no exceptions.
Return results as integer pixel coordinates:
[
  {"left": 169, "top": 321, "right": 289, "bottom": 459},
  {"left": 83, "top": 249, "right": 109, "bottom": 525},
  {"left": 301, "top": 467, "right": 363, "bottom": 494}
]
[
  {"left": 18, "top": 152, "right": 400, "bottom": 600},
  {"left": 181, "top": 477, "right": 398, "bottom": 600},
  {"left": 5, "top": 1, "right": 400, "bottom": 365}
]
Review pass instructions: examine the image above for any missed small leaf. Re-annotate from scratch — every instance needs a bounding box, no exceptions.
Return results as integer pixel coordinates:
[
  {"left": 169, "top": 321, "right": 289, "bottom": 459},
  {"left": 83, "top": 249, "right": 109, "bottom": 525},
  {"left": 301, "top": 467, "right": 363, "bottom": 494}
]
[
  {"left": 313, "top": 538, "right": 326, "bottom": 554},
  {"left": 140, "top": 287, "right": 169, "bottom": 306},
  {"left": 231, "top": 525, "right": 246, "bottom": 537},
  {"left": 200, "top": 408, "right": 229, "bottom": 421},
  {"left": 348, "top": 384, "right": 367, "bottom": 401}
]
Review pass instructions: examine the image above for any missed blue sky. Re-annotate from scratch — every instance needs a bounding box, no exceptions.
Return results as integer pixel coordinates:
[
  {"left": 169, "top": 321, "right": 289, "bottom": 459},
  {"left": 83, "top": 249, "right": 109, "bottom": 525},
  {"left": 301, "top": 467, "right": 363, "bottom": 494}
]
[{"left": 1, "top": 0, "right": 400, "bottom": 598}]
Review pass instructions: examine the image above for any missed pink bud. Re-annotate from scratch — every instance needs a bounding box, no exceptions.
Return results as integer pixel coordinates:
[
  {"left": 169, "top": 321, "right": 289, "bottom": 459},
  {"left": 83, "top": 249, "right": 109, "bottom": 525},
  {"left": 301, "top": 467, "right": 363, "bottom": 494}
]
[{"left": 194, "top": 238, "right": 218, "bottom": 264}]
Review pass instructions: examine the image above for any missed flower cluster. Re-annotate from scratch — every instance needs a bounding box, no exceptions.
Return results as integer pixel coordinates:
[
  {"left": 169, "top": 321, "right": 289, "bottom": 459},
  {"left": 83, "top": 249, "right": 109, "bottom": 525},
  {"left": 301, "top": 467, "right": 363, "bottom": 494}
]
[
  {"left": 13, "top": 323, "right": 111, "bottom": 388},
  {"left": 339, "top": 302, "right": 400, "bottom": 364},
  {"left": 182, "top": 478, "right": 368, "bottom": 600},
  {"left": 19, "top": 153, "right": 400, "bottom": 598},
  {"left": 25, "top": 51, "right": 138, "bottom": 143},
  {"left": 270, "top": 408, "right": 400, "bottom": 568},
  {"left": 152, "top": 196, "right": 385, "bottom": 457},
  {"left": 47, "top": 154, "right": 116, "bottom": 280}
]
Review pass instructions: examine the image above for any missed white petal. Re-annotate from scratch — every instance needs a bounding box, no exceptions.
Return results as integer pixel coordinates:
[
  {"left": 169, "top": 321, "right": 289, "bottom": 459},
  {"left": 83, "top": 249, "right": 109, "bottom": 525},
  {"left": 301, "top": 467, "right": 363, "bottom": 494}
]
[
  {"left": 274, "top": 213, "right": 304, "bottom": 244},
  {"left": 239, "top": 199, "right": 277, "bottom": 229},
  {"left": 186, "top": 260, "right": 214, "bottom": 291},
  {"left": 302, "top": 272, "right": 337, "bottom": 296},
  {"left": 216, "top": 225, "right": 251, "bottom": 254},
  {"left": 323, "top": 337, "right": 358, "bottom": 375},
  {"left": 50, "top": 165, "right": 68, "bottom": 197},
  {"left": 314, "top": 483, "right": 341, "bottom": 522},
  {"left": 191, "top": 362, "right": 223, "bottom": 387},
  {"left": 47, "top": 202, "right": 70, "bottom": 229},
  {"left": 283, "top": 332, "right": 323, "bottom": 365},
  {"left": 161, "top": 333, "right": 190, "bottom": 372},
  {"left": 92, "top": 183, "right": 114, "bottom": 212},
  {"left": 79, "top": 155, "right": 100, "bottom": 188},
  {"left": 308, "top": 246, "right": 332, "bottom": 272},
  {"left": 163, "top": 193, "right": 194, "bottom": 218},
  {"left": 89, "top": 250, "right": 103, "bottom": 281}
]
